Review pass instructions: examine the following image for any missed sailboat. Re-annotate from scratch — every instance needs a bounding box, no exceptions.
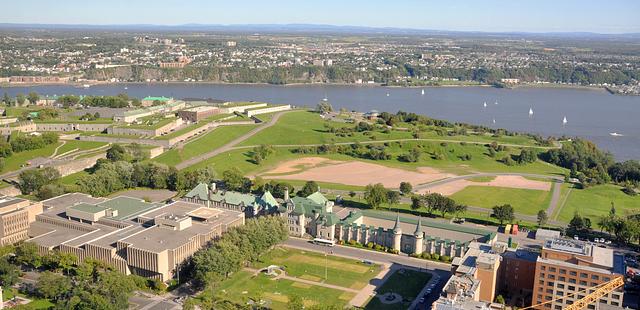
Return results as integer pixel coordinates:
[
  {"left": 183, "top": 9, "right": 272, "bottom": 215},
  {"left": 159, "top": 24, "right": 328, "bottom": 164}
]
[
  {"left": 483, "top": 102, "right": 487, "bottom": 108},
  {"left": 386, "top": 93, "right": 390, "bottom": 97},
  {"left": 494, "top": 101, "right": 498, "bottom": 105},
  {"left": 421, "top": 89, "right": 425, "bottom": 95},
  {"left": 562, "top": 116, "right": 568, "bottom": 125},
  {"left": 529, "top": 108, "right": 534, "bottom": 116},
  {"left": 492, "top": 118, "right": 496, "bottom": 124}
]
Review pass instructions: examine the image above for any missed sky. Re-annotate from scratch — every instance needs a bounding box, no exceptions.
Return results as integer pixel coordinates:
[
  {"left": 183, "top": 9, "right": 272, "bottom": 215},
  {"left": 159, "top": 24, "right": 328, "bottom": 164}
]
[{"left": 2, "top": 0, "right": 639, "bottom": 33}]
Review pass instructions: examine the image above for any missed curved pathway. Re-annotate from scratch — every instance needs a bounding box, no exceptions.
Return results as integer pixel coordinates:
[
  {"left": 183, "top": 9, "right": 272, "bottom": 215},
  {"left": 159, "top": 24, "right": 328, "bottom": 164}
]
[{"left": 175, "top": 111, "right": 290, "bottom": 170}]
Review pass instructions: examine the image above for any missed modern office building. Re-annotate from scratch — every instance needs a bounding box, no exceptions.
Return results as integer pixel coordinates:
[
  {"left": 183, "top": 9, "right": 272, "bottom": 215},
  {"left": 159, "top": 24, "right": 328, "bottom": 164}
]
[
  {"left": 177, "top": 106, "right": 220, "bottom": 122},
  {"left": 0, "top": 197, "right": 43, "bottom": 246},
  {"left": 531, "top": 239, "right": 625, "bottom": 310},
  {"left": 26, "top": 193, "right": 244, "bottom": 282}
]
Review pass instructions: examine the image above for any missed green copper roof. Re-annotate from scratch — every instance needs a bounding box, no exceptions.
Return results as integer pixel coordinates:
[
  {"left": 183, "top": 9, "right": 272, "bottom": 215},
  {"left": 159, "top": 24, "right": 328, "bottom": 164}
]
[
  {"left": 209, "top": 190, "right": 258, "bottom": 207},
  {"left": 259, "top": 191, "right": 278, "bottom": 208},
  {"left": 185, "top": 183, "right": 209, "bottom": 201},
  {"left": 143, "top": 96, "right": 171, "bottom": 101},
  {"left": 319, "top": 212, "right": 339, "bottom": 227},
  {"left": 392, "top": 213, "right": 402, "bottom": 233},
  {"left": 306, "top": 191, "right": 328, "bottom": 205},
  {"left": 290, "top": 196, "right": 324, "bottom": 217}
]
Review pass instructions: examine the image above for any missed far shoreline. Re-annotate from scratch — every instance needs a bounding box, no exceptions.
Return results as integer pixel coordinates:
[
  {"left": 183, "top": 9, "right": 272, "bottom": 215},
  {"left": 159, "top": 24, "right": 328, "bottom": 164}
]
[{"left": 0, "top": 80, "right": 616, "bottom": 95}]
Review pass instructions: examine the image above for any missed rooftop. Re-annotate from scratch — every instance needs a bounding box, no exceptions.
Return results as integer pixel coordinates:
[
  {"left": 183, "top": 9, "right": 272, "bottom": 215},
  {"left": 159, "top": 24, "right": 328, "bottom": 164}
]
[
  {"left": 96, "top": 196, "right": 161, "bottom": 220},
  {"left": 68, "top": 203, "right": 108, "bottom": 214},
  {"left": 544, "top": 238, "right": 591, "bottom": 256}
]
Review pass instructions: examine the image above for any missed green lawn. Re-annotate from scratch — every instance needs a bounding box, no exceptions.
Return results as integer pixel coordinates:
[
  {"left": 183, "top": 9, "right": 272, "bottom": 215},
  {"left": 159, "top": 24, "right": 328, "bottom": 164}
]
[
  {"left": 54, "top": 140, "right": 108, "bottom": 156},
  {"left": 364, "top": 269, "right": 432, "bottom": 310},
  {"left": 238, "top": 111, "right": 414, "bottom": 146},
  {"left": 153, "top": 125, "right": 256, "bottom": 166},
  {"left": 450, "top": 185, "right": 552, "bottom": 215},
  {"left": 557, "top": 184, "right": 640, "bottom": 225},
  {"left": 58, "top": 170, "right": 89, "bottom": 186},
  {"left": 2, "top": 287, "right": 54, "bottom": 309},
  {"left": 251, "top": 246, "right": 380, "bottom": 289},
  {"left": 1, "top": 142, "right": 63, "bottom": 173}
]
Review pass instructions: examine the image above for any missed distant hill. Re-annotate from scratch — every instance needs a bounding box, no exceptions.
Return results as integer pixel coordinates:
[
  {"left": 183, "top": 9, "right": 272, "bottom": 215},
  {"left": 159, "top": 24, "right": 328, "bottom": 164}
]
[{"left": 1, "top": 22, "right": 639, "bottom": 39}]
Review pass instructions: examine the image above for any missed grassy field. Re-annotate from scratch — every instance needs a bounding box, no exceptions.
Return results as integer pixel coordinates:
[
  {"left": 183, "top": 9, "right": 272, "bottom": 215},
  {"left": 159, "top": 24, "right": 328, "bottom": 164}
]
[
  {"left": 251, "top": 246, "right": 380, "bottom": 289},
  {"left": 2, "top": 287, "right": 54, "bottom": 309},
  {"left": 557, "top": 184, "right": 640, "bottom": 226},
  {"left": 450, "top": 185, "right": 552, "bottom": 215},
  {"left": 153, "top": 125, "right": 256, "bottom": 166},
  {"left": 238, "top": 111, "right": 414, "bottom": 146},
  {"left": 58, "top": 170, "right": 89, "bottom": 186},
  {"left": 209, "top": 246, "right": 381, "bottom": 309},
  {"left": 1, "top": 142, "right": 63, "bottom": 173},
  {"left": 364, "top": 269, "right": 432, "bottom": 310}
]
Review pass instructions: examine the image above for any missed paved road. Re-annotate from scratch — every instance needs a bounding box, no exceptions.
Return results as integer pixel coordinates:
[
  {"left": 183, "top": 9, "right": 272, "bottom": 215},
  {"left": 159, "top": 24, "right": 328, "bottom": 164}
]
[{"left": 175, "top": 110, "right": 290, "bottom": 170}]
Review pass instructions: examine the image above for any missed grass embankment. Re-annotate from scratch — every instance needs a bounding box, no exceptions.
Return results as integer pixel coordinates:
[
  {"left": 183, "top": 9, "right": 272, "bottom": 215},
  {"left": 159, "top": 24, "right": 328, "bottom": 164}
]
[
  {"left": 53, "top": 141, "right": 108, "bottom": 156},
  {"left": 1, "top": 142, "right": 63, "bottom": 173},
  {"left": 450, "top": 186, "right": 552, "bottom": 215},
  {"left": 153, "top": 125, "right": 256, "bottom": 166},
  {"left": 556, "top": 184, "right": 640, "bottom": 226}
]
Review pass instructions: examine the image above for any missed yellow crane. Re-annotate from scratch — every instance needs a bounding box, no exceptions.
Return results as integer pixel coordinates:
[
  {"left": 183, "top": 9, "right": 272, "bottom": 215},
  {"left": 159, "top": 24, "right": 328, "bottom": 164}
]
[{"left": 520, "top": 276, "right": 625, "bottom": 310}]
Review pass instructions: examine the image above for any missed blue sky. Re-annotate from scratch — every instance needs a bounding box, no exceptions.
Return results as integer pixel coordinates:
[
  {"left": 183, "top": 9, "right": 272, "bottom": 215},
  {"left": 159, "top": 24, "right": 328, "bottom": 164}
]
[{"left": 2, "top": 0, "right": 639, "bottom": 33}]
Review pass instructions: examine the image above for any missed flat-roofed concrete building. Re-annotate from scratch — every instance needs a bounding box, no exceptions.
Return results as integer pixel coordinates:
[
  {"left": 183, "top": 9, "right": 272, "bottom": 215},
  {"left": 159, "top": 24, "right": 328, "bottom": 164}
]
[
  {"left": 0, "top": 197, "right": 43, "bottom": 245},
  {"left": 26, "top": 193, "right": 244, "bottom": 282},
  {"left": 531, "top": 239, "right": 625, "bottom": 309},
  {"left": 177, "top": 106, "right": 220, "bottom": 122}
]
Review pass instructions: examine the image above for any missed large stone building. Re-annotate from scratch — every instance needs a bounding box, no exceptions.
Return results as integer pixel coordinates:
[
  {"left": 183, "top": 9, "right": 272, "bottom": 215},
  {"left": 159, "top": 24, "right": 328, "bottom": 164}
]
[
  {"left": 0, "top": 197, "right": 43, "bottom": 246},
  {"left": 183, "top": 183, "right": 279, "bottom": 217},
  {"left": 531, "top": 239, "right": 625, "bottom": 310},
  {"left": 177, "top": 106, "right": 220, "bottom": 122},
  {"left": 26, "top": 193, "right": 244, "bottom": 282}
]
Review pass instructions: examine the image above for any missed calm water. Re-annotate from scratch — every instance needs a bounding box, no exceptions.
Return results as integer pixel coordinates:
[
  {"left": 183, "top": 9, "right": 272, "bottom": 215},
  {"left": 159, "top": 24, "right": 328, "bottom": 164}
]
[{"left": 3, "top": 84, "right": 640, "bottom": 160}]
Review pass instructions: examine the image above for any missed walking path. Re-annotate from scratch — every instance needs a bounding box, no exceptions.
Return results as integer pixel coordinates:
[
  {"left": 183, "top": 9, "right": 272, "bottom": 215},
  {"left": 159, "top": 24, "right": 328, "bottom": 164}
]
[{"left": 175, "top": 110, "right": 290, "bottom": 169}]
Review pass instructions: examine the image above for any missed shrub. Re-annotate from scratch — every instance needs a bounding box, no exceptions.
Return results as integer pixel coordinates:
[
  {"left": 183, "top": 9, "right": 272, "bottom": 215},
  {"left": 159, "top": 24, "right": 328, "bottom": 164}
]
[
  {"left": 440, "top": 255, "right": 451, "bottom": 263},
  {"left": 432, "top": 254, "right": 440, "bottom": 261},
  {"left": 366, "top": 242, "right": 374, "bottom": 249},
  {"left": 421, "top": 253, "right": 431, "bottom": 260}
]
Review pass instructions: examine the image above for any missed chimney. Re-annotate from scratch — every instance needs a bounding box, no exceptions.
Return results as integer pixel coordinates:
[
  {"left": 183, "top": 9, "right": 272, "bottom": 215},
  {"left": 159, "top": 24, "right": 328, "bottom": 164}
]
[
  {"left": 284, "top": 188, "right": 290, "bottom": 201},
  {"left": 210, "top": 182, "right": 216, "bottom": 193}
]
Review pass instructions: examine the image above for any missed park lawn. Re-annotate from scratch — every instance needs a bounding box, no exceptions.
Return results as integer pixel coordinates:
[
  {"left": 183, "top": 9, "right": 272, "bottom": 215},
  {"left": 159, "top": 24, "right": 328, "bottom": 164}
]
[
  {"left": 212, "top": 270, "right": 355, "bottom": 310},
  {"left": 450, "top": 185, "right": 552, "bottom": 216},
  {"left": 1, "top": 142, "right": 63, "bottom": 173},
  {"left": 2, "top": 287, "right": 54, "bottom": 309},
  {"left": 557, "top": 184, "right": 640, "bottom": 226},
  {"left": 238, "top": 110, "right": 414, "bottom": 146},
  {"left": 364, "top": 269, "right": 432, "bottom": 310},
  {"left": 251, "top": 246, "right": 380, "bottom": 289},
  {"left": 58, "top": 170, "right": 89, "bottom": 186},
  {"left": 153, "top": 125, "right": 256, "bottom": 166},
  {"left": 54, "top": 140, "right": 108, "bottom": 155}
]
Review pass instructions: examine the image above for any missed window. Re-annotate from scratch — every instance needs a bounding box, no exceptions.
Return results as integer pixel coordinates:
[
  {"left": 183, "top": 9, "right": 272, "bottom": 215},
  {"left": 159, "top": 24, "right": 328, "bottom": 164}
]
[
  {"left": 556, "top": 291, "right": 564, "bottom": 296},
  {"left": 579, "top": 280, "right": 587, "bottom": 286},
  {"left": 570, "top": 271, "right": 577, "bottom": 276},
  {"left": 591, "top": 275, "right": 599, "bottom": 280},
  {"left": 569, "top": 278, "right": 576, "bottom": 284},
  {"left": 580, "top": 273, "right": 588, "bottom": 278},
  {"left": 557, "top": 284, "right": 565, "bottom": 289},
  {"left": 549, "top": 267, "right": 557, "bottom": 272},
  {"left": 559, "top": 269, "right": 567, "bottom": 274},
  {"left": 568, "top": 285, "right": 575, "bottom": 291},
  {"left": 559, "top": 276, "right": 566, "bottom": 281},
  {"left": 548, "top": 274, "right": 556, "bottom": 279},
  {"left": 541, "top": 266, "right": 546, "bottom": 271},
  {"left": 604, "top": 277, "right": 610, "bottom": 281}
]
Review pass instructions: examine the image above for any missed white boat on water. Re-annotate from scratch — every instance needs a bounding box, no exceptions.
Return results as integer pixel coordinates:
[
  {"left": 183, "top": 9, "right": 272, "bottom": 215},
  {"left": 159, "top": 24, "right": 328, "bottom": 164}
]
[
  {"left": 124, "top": 86, "right": 128, "bottom": 90},
  {"left": 492, "top": 118, "right": 496, "bottom": 124},
  {"left": 494, "top": 101, "right": 498, "bottom": 105},
  {"left": 562, "top": 116, "right": 568, "bottom": 125},
  {"left": 82, "top": 84, "right": 90, "bottom": 88},
  {"left": 610, "top": 132, "right": 624, "bottom": 137},
  {"left": 529, "top": 108, "right": 534, "bottom": 116},
  {"left": 421, "top": 89, "right": 425, "bottom": 95},
  {"left": 386, "top": 93, "right": 390, "bottom": 97},
  {"left": 483, "top": 102, "right": 487, "bottom": 108}
]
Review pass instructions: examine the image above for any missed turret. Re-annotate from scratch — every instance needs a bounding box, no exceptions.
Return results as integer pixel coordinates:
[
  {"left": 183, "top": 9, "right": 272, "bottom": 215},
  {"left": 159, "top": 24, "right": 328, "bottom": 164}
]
[
  {"left": 284, "top": 188, "right": 289, "bottom": 201},
  {"left": 413, "top": 217, "right": 424, "bottom": 254},
  {"left": 392, "top": 213, "right": 402, "bottom": 252}
]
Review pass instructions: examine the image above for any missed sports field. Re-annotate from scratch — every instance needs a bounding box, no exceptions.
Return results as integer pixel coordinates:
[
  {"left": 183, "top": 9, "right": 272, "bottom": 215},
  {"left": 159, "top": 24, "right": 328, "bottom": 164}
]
[
  {"left": 450, "top": 185, "right": 552, "bottom": 215},
  {"left": 556, "top": 184, "right": 639, "bottom": 225}
]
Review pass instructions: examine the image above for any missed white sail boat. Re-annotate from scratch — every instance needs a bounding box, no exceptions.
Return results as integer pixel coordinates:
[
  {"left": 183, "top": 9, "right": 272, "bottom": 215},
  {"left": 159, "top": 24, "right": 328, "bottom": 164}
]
[
  {"left": 483, "top": 102, "right": 487, "bottom": 108},
  {"left": 492, "top": 118, "right": 496, "bottom": 124},
  {"left": 386, "top": 93, "right": 390, "bottom": 97},
  {"left": 421, "top": 89, "right": 425, "bottom": 95},
  {"left": 529, "top": 108, "right": 534, "bottom": 116},
  {"left": 494, "top": 101, "right": 498, "bottom": 105},
  {"left": 562, "top": 116, "right": 568, "bottom": 125}
]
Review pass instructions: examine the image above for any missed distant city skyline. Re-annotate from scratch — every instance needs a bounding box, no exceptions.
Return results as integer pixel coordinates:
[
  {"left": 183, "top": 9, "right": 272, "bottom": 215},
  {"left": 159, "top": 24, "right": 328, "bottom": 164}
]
[{"left": 2, "top": 0, "right": 639, "bottom": 34}]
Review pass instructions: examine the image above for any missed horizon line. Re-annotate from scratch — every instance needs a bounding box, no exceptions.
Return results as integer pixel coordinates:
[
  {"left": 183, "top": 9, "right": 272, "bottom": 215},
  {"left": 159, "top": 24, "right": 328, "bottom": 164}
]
[{"left": 1, "top": 22, "right": 639, "bottom": 36}]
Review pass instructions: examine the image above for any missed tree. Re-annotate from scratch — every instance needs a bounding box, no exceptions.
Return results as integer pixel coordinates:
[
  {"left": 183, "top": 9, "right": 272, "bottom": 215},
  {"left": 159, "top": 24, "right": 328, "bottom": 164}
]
[
  {"left": 0, "top": 257, "right": 20, "bottom": 287},
  {"left": 386, "top": 190, "right": 401, "bottom": 208},
  {"left": 364, "top": 183, "right": 388, "bottom": 210},
  {"left": 2, "top": 92, "right": 11, "bottom": 105},
  {"left": 316, "top": 100, "right": 333, "bottom": 113},
  {"left": 250, "top": 144, "right": 274, "bottom": 164},
  {"left": 36, "top": 271, "right": 72, "bottom": 301},
  {"left": 492, "top": 204, "right": 515, "bottom": 225},
  {"left": 16, "top": 93, "right": 26, "bottom": 105},
  {"left": 106, "top": 144, "right": 130, "bottom": 162},
  {"left": 18, "top": 167, "right": 61, "bottom": 195},
  {"left": 537, "top": 210, "right": 549, "bottom": 227},
  {"left": 15, "top": 242, "right": 42, "bottom": 268},
  {"left": 27, "top": 91, "right": 40, "bottom": 105},
  {"left": 399, "top": 182, "right": 413, "bottom": 195},
  {"left": 453, "top": 204, "right": 468, "bottom": 219},
  {"left": 568, "top": 213, "right": 586, "bottom": 233},
  {"left": 435, "top": 196, "right": 456, "bottom": 218},
  {"left": 411, "top": 195, "right": 425, "bottom": 211},
  {"left": 36, "top": 183, "right": 66, "bottom": 200},
  {"left": 298, "top": 181, "right": 319, "bottom": 197},
  {"left": 222, "top": 168, "right": 251, "bottom": 193}
]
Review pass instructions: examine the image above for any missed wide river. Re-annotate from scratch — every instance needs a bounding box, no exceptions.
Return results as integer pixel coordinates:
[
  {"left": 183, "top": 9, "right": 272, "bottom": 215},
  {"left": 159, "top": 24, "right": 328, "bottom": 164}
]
[{"left": 4, "top": 84, "right": 640, "bottom": 160}]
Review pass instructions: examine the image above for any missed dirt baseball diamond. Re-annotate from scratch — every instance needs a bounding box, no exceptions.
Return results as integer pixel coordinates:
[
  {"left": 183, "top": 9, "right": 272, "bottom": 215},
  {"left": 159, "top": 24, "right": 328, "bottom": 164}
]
[
  {"left": 263, "top": 157, "right": 343, "bottom": 175},
  {"left": 418, "top": 175, "right": 552, "bottom": 196},
  {"left": 261, "top": 158, "right": 453, "bottom": 188}
]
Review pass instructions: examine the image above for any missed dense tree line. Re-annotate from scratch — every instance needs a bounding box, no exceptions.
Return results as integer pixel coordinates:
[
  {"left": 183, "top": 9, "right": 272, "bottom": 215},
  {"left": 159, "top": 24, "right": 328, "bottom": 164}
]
[
  {"left": 542, "top": 139, "right": 614, "bottom": 186},
  {"left": 0, "top": 132, "right": 58, "bottom": 171},
  {"left": 293, "top": 143, "right": 391, "bottom": 161}
]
